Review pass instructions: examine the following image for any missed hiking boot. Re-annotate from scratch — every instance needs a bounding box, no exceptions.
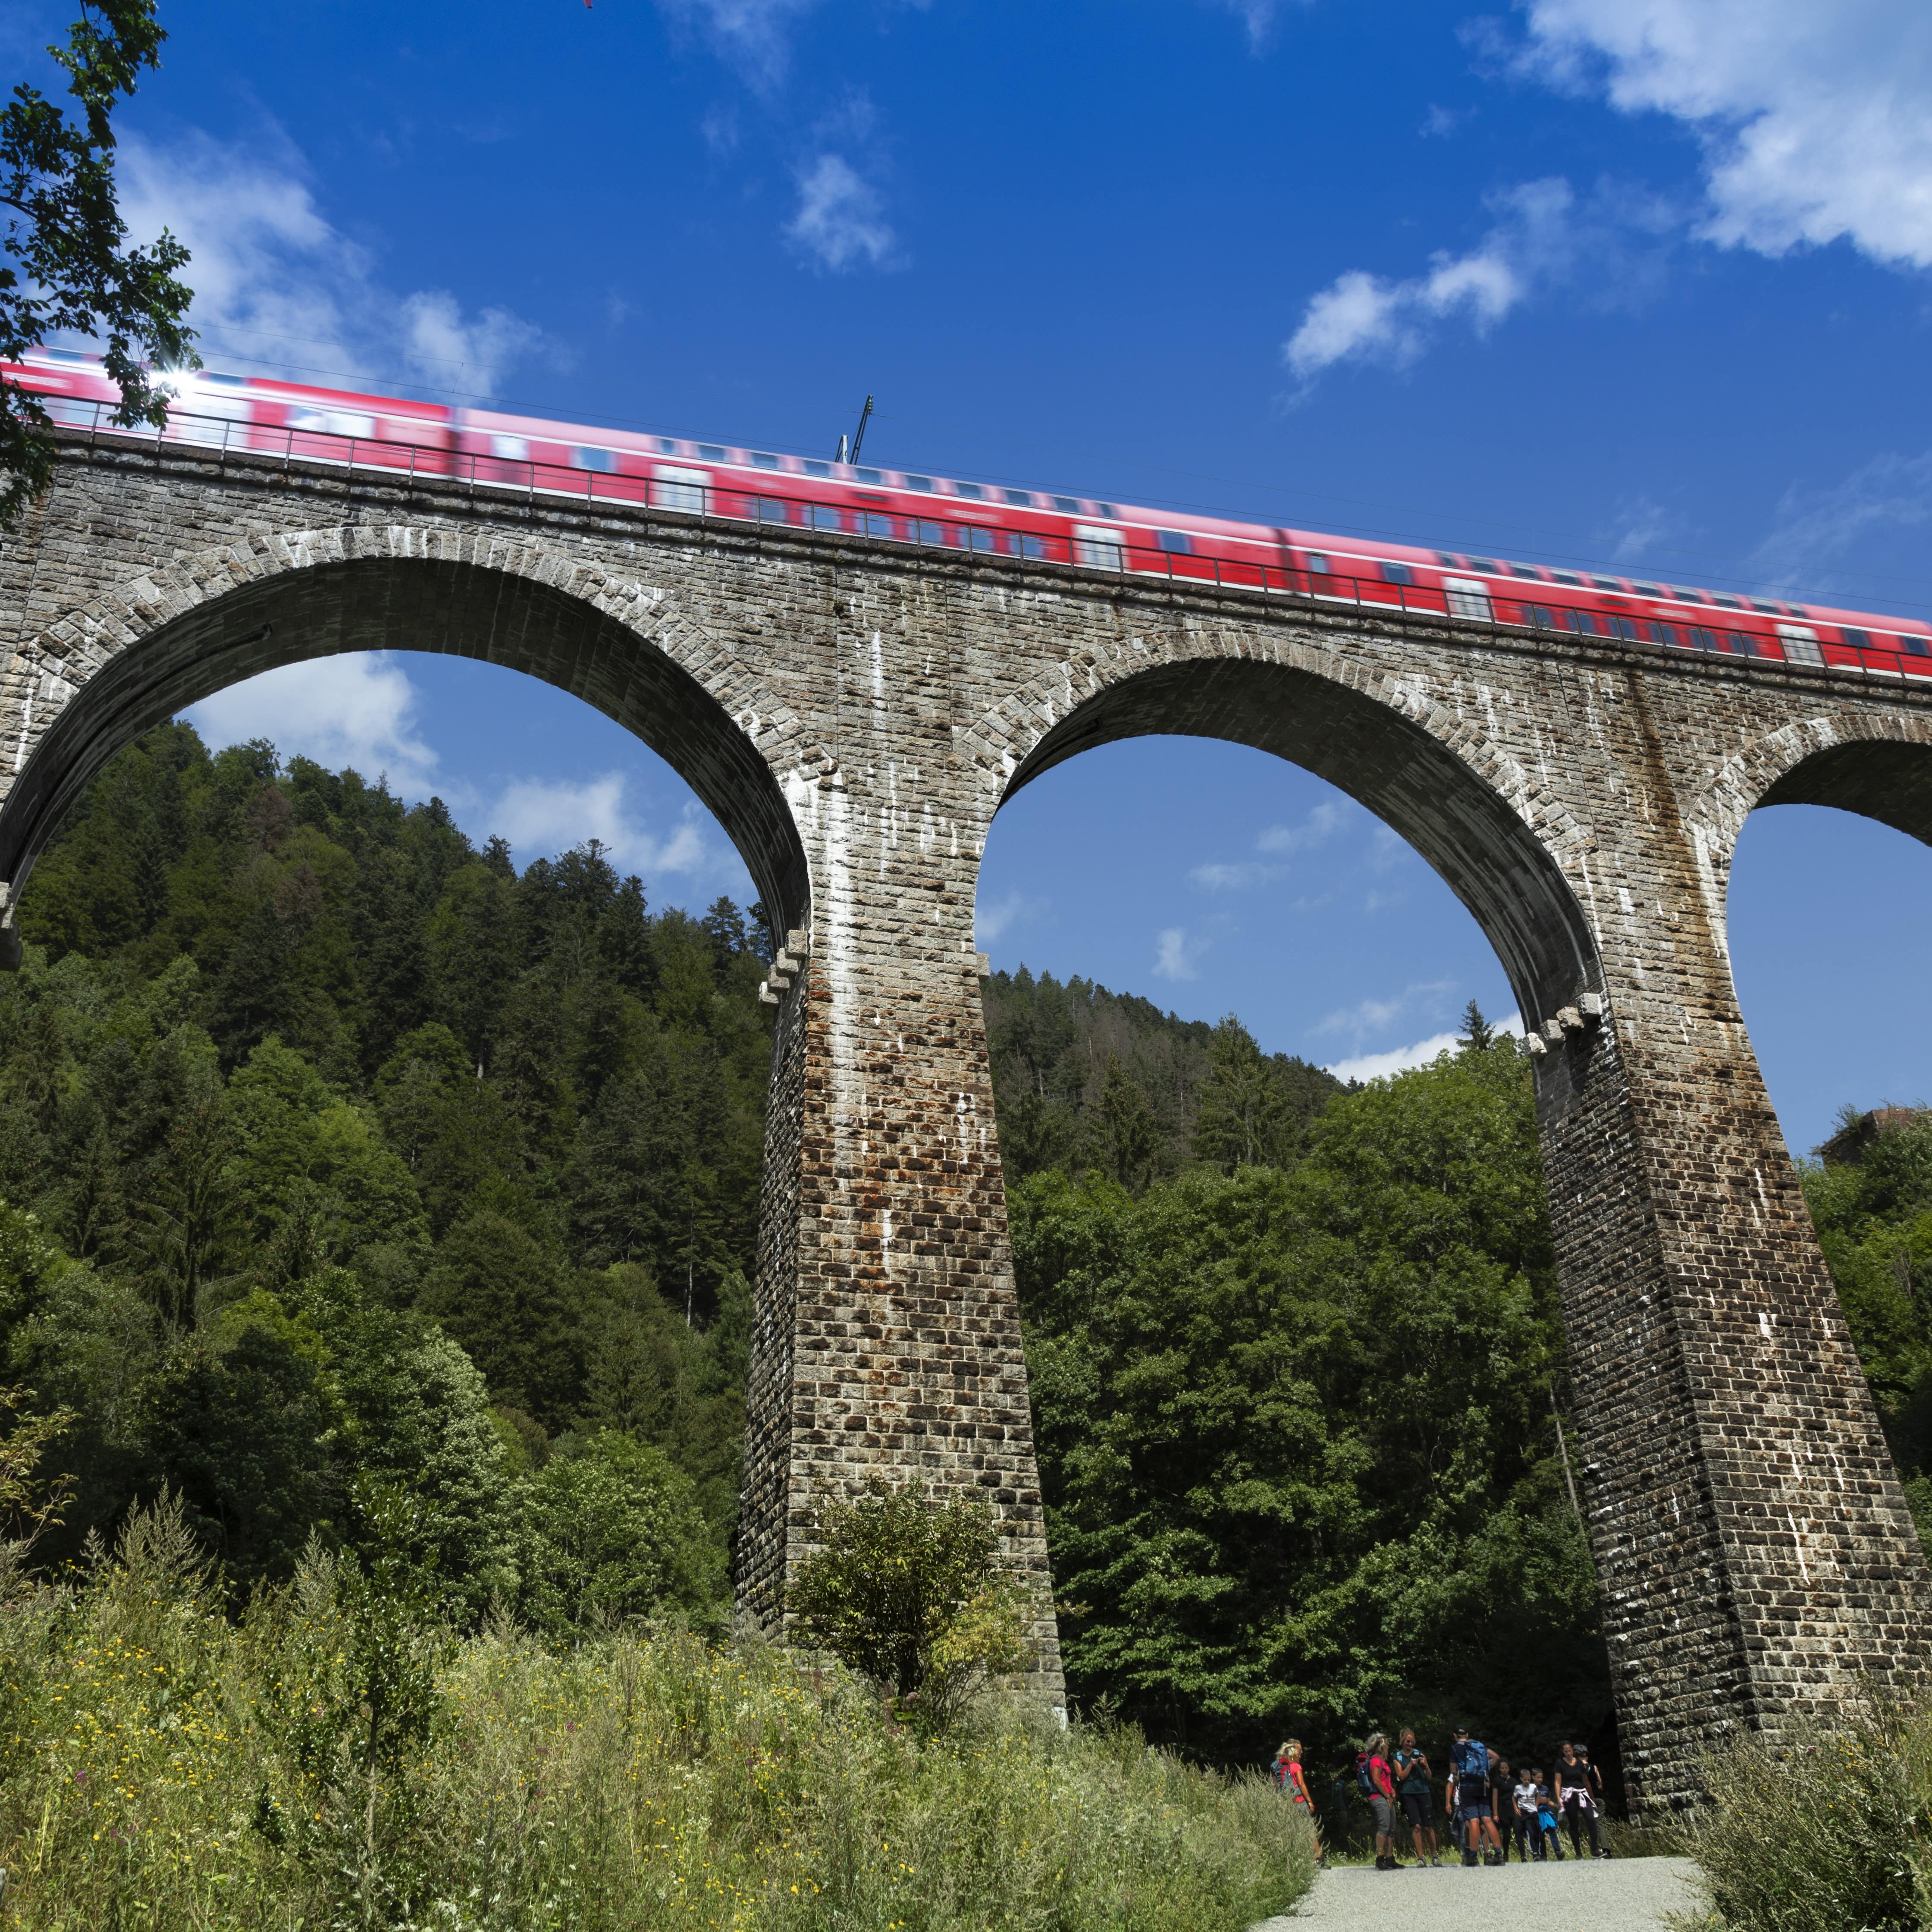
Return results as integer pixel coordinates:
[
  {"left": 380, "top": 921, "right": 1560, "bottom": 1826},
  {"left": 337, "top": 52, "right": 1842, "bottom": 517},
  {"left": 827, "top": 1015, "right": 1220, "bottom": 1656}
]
[{"left": 1462, "top": 1849, "right": 1477, "bottom": 1867}]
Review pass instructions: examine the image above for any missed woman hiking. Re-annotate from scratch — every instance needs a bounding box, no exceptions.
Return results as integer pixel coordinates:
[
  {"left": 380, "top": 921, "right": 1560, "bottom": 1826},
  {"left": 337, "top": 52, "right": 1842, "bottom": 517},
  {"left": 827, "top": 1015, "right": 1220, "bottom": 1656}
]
[
  {"left": 1391, "top": 1728, "right": 1440, "bottom": 1867},
  {"left": 1272, "top": 1739, "right": 1324, "bottom": 1866}
]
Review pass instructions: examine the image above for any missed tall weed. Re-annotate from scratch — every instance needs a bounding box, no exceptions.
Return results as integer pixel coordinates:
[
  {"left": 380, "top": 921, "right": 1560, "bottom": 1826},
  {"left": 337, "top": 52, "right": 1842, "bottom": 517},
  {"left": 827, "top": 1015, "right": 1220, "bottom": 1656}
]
[
  {"left": 0, "top": 1503, "right": 1315, "bottom": 1931},
  {"left": 1671, "top": 1688, "right": 1932, "bottom": 1932}
]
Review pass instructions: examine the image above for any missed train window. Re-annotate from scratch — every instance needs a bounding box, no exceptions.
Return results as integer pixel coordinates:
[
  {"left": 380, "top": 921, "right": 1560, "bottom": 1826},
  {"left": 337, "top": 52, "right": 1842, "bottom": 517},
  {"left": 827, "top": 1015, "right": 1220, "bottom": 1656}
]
[
  {"left": 1526, "top": 604, "right": 1556, "bottom": 629},
  {"left": 859, "top": 513, "right": 894, "bottom": 539},
  {"left": 1723, "top": 631, "right": 1754, "bottom": 654},
  {"left": 1609, "top": 616, "right": 1640, "bottom": 640},
  {"left": 1445, "top": 577, "right": 1492, "bottom": 619},
  {"left": 1906, "top": 637, "right": 1932, "bottom": 657},
  {"left": 955, "top": 482, "right": 985, "bottom": 499},
  {"left": 491, "top": 435, "right": 530, "bottom": 461},
  {"left": 1466, "top": 557, "right": 1499, "bottom": 572},
  {"left": 855, "top": 467, "right": 883, "bottom": 484},
  {"left": 1752, "top": 600, "right": 1785, "bottom": 615},
  {"left": 807, "top": 505, "right": 844, "bottom": 531},
  {"left": 751, "top": 452, "right": 781, "bottom": 470},
  {"left": 1568, "top": 612, "right": 1600, "bottom": 636},
  {"left": 1631, "top": 583, "right": 1662, "bottom": 596},
  {"left": 1841, "top": 627, "right": 1873, "bottom": 649},
  {"left": 1098, "top": 502, "right": 1120, "bottom": 518},
  {"left": 1075, "top": 525, "right": 1124, "bottom": 568},
  {"left": 656, "top": 438, "right": 678, "bottom": 454},
  {"left": 1305, "top": 552, "right": 1331, "bottom": 574},
  {"left": 1551, "top": 571, "right": 1583, "bottom": 587},
  {"left": 1157, "top": 530, "right": 1195, "bottom": 553},
  {"left": 571, "top": 446, "right": 619, "bottom": 472},
  {"left": 1004, "top": 489, "right": 1034, "bottom": 507},
  {"left": 1591, "top": 577, "right": 1623, "bottom": 592},
  {"left": 1776, "top": 624, "right": 1825, "bottom": 665},
  {"left": 1052, "top": 496, "right": 1080, "bottom": 514},
  {"left": 754, "top": 497, "right": 790, "bottom": 522},
  {"left": 1017, "top": 533, "right": 1048, "bottom": 559},
  {"left": 803, "top": 460, "right": 832, "bottom": 478},
  {"left": 1436, "top": 552, "right": 1462, "bottom": 567},
  {"left": 957, "top": 525, "right": 996, "bottom": 552},
  {"left": 1687, "top": 627, "right": 1719, "bottom": 651},
  {"left": 655, "top": 466, "right": 708, "bottom": 513},
  {"left": 1380, "top": 560, "right": 1414, "bottom": 584},
  {"left": 905, "top": 474, "right": 935, "bottom": 492},
  {"left": 698, "top": 444, "right": 727, "bottom": 460},
  {"left": 1653, "top": 623, "right": 1683, "bottom": 647},
  {"left": 1509, "top": 564, "right": 1543, "bottom": 578},
  {"left": 910, "top": 519, "right": 945, "bottom": 545},
  {"left": 1712, "top": 594, "right": 1744, "bottom": 609}
]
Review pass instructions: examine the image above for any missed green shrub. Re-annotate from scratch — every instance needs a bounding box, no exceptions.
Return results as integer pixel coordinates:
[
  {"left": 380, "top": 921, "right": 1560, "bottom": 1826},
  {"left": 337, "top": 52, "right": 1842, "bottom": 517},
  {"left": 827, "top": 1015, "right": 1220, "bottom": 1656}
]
[
  {"left": 786, "top": 1476, "right": 1034, "bottom": 1731},
  {"left": 0, "top": 1496, "right": 1317, "bottom": 1930},
  {"left": 1672, "top": 1688, "right": 1932, "bottom": 1931}
]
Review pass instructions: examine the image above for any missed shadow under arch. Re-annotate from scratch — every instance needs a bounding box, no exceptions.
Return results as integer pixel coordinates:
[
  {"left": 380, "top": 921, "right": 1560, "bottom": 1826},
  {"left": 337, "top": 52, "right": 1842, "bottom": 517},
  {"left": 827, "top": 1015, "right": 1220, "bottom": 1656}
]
[
  {"left": 986, "top": 653, "right": 1601, "bottom": 1027},
  {"left": 0, "top": 549, "right": 812, "bottom": 932}
]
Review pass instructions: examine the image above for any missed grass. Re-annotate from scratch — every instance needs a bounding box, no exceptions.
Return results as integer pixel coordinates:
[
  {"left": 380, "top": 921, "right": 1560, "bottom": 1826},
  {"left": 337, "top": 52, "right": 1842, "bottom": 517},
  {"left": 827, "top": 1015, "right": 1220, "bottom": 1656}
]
[
  {"left": 1665, "top": 1686, "right": 1932, "bottom": 1932},
  {"left": 0, "top": 1505, "right": 1316, "bottom": 1931}
]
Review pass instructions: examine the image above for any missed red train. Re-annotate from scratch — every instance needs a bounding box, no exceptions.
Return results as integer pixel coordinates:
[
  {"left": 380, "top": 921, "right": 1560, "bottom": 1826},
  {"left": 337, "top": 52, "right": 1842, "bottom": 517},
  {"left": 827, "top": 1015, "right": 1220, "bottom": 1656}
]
[{"left": 12, "top": 345, "right": 1930, "bottom": 677}]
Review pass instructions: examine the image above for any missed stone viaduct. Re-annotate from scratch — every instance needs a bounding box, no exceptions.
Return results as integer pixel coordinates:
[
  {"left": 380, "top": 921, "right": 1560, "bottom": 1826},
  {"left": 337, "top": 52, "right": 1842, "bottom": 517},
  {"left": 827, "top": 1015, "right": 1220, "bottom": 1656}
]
[{"left": 2, "top": 427, "right": 1928, "bottom": 1813}]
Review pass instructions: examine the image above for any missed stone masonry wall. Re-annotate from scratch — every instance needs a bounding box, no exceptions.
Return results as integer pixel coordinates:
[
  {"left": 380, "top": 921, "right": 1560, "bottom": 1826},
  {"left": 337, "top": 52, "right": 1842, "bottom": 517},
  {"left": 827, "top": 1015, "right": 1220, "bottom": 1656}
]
[{"left": 4, "top": 431, "right": 1931, "bottom": 1797}]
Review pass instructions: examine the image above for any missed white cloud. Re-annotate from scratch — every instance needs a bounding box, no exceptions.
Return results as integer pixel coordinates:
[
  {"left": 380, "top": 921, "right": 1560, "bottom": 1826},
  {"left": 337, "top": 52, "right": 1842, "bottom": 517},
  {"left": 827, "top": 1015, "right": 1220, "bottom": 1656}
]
[
  {"left": 1748, "top": 449, "right": 1932, "bottom": 590},
  {"left": 115, "top": 129, "right": 544, "bottom": 396},
  {"left": 1421, "top": 104, "right": 1474, "bottom": 138},
  {"left": 1324, "top": 1010, "right": 1525, "bottom": 1083},
  {"left": 486, "top": 776, "right": 725, "bottom": 880},
  {"left": 1514, "top": 0, "right": 1932, "bottom": 270},
  {"left": 1326, "top": 1032, "right": 1463, "bottom": 1083},
  {"left": 1256, "top": 800, "right": 1348, "bottom": 855},
  {"left": 1190, "top": 859, "right": 1288, "bottom": 891},
  {"left": 1315, "top": 978, "right": 1457, "bottom": 1043},
  {"left": 400, "top": 292, "right": 543, "bottom": 399},
  {"left": 185, "top": 654, "right": 439, "bottom": 795},
  {"left": 1608, "top": 492, "right": 1679, "bottom": 565},
  {"left": 1153, "top": 927, "right": 1205, "bottom": 981},
  {"left": 785, "top": 155, "right": 897, "bottom": 272},
  {"left": 976, "top": 891, "right": 1046, "bottom": 944},
  {"left": 656, "top": 0, "right": 822, "bottom": 88},
  {"left": 1210, "top": 0, "right": 1302, "bottom": 51},
  {"left": 1284, "top": 178, "right": 1574, "bottom": 380}
]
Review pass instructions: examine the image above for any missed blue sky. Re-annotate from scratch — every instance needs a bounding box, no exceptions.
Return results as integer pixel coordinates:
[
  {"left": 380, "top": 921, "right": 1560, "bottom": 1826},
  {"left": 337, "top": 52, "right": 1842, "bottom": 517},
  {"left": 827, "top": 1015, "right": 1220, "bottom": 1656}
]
[{"left": 22, "top": 0, "right": 1932, "bottom": 1155}]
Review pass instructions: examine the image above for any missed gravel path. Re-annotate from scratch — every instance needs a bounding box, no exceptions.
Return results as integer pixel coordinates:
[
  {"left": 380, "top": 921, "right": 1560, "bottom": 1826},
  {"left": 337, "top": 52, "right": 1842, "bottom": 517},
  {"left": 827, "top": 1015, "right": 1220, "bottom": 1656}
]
[{"left": 1255, "top": 1854, "right": 1705, "bottom": 1930}]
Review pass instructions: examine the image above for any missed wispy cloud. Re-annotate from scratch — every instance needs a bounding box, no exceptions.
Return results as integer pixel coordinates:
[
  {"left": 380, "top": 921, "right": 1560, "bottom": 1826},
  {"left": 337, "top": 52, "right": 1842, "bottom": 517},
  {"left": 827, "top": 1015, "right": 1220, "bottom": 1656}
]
[
  {"left": 1607, "top": 493, "right": 1680, "bottom": 565},
  {"left": 1154, "top": 927, "right": 1206, "bottom": 981},
  {"left": 976, "top": 891, "right": 1048, "bottom": 945},
  {"left": 1324, "top": 1011, "right": 1524, "bottom": 1083},
  {"left": 486, "top": 776, "right": 724, "bottom": 880},
  {"left": 1208, "top": 0, "right": 1304, "bottom": 52},
  {"left": 1507, "top": 0, "right": 1932, "bottom": 271},
  {"left": 186, "top": 654, "right": 439, "bottom": 796},
  {"left": 1748, "top": 449, "right": 1932, "bottom": 590},
  {"left": 116, "top": 129, "right": 546, "bottom": 396},
  {"left": 1314, "top": 978, "right": 1457, "bottom": 1044},
  {"left": 1283, "top": 178, "right": 1577, "bottom": 382},
  {"left": 655, "top": 0, "right": 823, "bottom": 89},
  {"left": 785, "top": 154, "right": 897, "bottom": 271},
  {"left": 1257, "top": 800, "right": 1348, "bottom": 855}
]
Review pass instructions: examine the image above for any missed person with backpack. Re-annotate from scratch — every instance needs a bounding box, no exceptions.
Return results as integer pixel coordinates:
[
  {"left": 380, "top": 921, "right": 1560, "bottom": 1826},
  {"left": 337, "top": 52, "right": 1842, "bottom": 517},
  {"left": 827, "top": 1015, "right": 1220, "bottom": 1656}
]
[
  {"left": 1555, "top": 1741, "right": 1605, "bottom": 1858},
  {"left": 1449, "top": 1726, "right": 1504, "bottom": 1866},
  {"left": 1356, "top": 1733, "right": 1403, "bottom": 1869},
  {"left": 1273, "top": 1740, "right": 1324, "bottom": 1866},
  {"left": 1392, "top": 1728, "right": 1440, "bottom": 1867}
]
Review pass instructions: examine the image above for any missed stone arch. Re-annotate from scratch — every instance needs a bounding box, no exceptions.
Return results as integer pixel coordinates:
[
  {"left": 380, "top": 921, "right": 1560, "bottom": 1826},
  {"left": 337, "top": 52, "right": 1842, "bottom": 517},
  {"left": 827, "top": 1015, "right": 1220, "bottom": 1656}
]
[
  {"left": 961, "top": 630, "right": 1603, "bottom": 1027},
  {"left": 0, "top": 523, "right": 823, "bottom": 933},
  {"left": 1681, "top": 708, "right": 1932, "bottom": 969}
]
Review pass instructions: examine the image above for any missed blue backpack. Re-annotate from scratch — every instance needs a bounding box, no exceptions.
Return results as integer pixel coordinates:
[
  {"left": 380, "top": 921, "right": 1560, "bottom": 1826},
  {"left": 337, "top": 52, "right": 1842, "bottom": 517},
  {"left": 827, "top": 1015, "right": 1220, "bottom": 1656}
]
[{"left": 1452, "top": 1738, "right": 1487, "bottom": 1781}]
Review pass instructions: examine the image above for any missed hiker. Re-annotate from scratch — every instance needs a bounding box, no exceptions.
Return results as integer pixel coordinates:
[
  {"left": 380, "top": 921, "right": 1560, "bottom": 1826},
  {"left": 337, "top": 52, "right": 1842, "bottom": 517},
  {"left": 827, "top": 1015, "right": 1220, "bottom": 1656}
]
[
  {"left": 1449, "top": 1725, "right": 1504, "bottom": 1866},
  {"left": 1527, "top": 1768, "right": 1564, "bottom": 1860},
  {"left": 1392, "top": 1728, "right": 1440, "bottom": 1867},
  {"left": 1492, "top": 1758, "right": 1524, "bottom": 1861},
  {"left": 1273, "top": 1739, "right": 1324, "bottom": 1865},
  {"left": 1357, "top": 1732, "right": 1402, "bottom": 1869},
  {"left": 1555, "top": 1741, "right": 1605, "bottom": 1859},
  {"left": 1510, "top": 1766, "right": 1542, "bottom": 1861}
]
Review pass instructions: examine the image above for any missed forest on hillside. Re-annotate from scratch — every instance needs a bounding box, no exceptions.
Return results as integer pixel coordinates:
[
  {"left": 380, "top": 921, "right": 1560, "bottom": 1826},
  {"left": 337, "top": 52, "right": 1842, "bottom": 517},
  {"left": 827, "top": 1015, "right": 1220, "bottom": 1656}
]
[{"left": 1, "top": 725, "right": 1927, "bottom": 1786}]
